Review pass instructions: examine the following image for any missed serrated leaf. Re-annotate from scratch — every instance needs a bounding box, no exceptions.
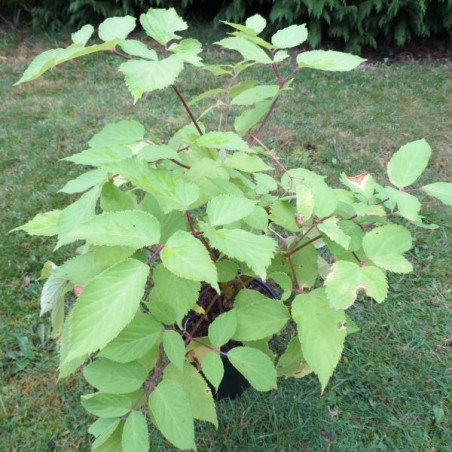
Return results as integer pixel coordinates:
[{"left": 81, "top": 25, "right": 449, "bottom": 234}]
[
  {"left": 421, "top": 182, "right": 452, "bottom": 206},
  {"left": 318, "top": 217, "right": 351, "bottom": 250},
  {"left": 83, "top": 359, "right": 147, "bottom": 393},
  {"left": 201, "top": 352, "right": 224, "bottom": 391},
  {"left": 140, "top": 8, "right": 187, "bottom": 45},
  {"left": 81, "top": 393, "right": 131, "bottom": 418},
  {"left": 99, "top": 313, "right": 163, "bottom": 363},
  {"left": 163, "top": 330, "right": 186, "bottom": 371},
  {"left": 246, "top": 14, "right": 267, "bottom": 34},
  {"left": 64, "top": 258, "right": 149, "bottom": 363},
  {"left": 291, "top": 242, "right": 319, "bottom": 289},
  {"left": 243, "top": 205, "right": 268, "bottom": 232},
  {"left": 272, "top": 24, "right": 308, "bottom": 48},
  {"left": 227, "top": 346, "right": 277, "bottom": 391},
  {"left": 54, "top": 251, "right": 102, "bottom": 285},
  {"left": 138, "top": 144, "right": 178, "bottom": 162},
  {"left": 231, "top": 85, "right": 279, "bottom": 106},
  {"left": 169, "top": 38, "right": 203, "bottom": 67},
  {"left": 201, "top": 224, "right": 276, "bottom": 278},
  {"left": 161, "top": 179, "right": 200, "bottom": 213},
  {"left": 100, "top": 181, "right": 136, "bottom": 212},
  {"left": 119, "top": 39, "right": 157, "bottom": 60},
  {"left": 58, "top": 210, "right": 160, "bottom": 249},
  {"left": 207, "top": 194, "right": 256, "bottom": 226},
  {"left": 89, "top": 120, "right": 145, "bottom": 149},
  {"left": 269, "top": 200, "right": 298, "bottom": 232},
  {"left": 360, "top": 266, "right": 389, "bottom": 303},
  {"left": 119, "top": 56, "right": 184, "bottom": 102},
  {"left": 12, "top": 209, "right": 60, "bottom": 236},
  {"left": 387, "top": 139, "right": 431, "bottom": 189},
  {"left": 90, "top": 417, "right": 120, "bottom": 449},
  {"left": 216, "top": 259, "right": 238, "bottom": 282},
  {"left": 188, "top": 88, "right": 226, "bottom": 106},
  {"left": 64, "top": 146, "right": 132, "bottom": 167},
  {"left": 224, "top": 152, "right": 271, "bottom": 172},
  {"left": 161, "top": 231, "right": 219, "bottom": 292},
  {"left": 122, "top": 411, "right": 149, "bottom": 452},
  {"left": 216, "top": 37, "right": 272, "bottom": 64},
  {"left": 295, "top": 184, "right": 314, "bottom": 222},
  {"left": 164, "top": 362, "right": 218, "bottom": 427},
  {"left": 72, "top": 24, "right": 94, "bottom": 46},
  {"left": 385, "top": 186, "right": 421, "bottom": 221},
  {"left": 93, "top": 245, "right": 136, "bottom": 268},
  {"left": 196, "top": 131, "right": 249, "bottom": 151},
  {"left": 92, "top": 422, "right": 123, "bottom": 451},
  {"left": 232, "top": 297, "right": 289, "bottom": 341},
  {"left": 276, "top": 337, "right": 312, "bottom": 378},
  {"left": 362, "top": 225, "right": 413, "bottom": 273},
  {"left": 208, "top": 310, "right": 237, "bottom": 347},
  {"left": 40, "top": 272, "right": 67, "bottom": 316},
  {"left": 15, "top": 49, "right": 60, "bottom": 85},
  {"left": 297, "top": 50, "right": 366, "bottom": 71},
  {"left": 98, "top": 16, "right": 136, "bottom": 41},
  {"left": 292, "top": 288, "right": 346, "bottom": 392},
  {"left": 59, "top": 169, "right": 107, "bottom": 194},
  {"left": 234, "top": 99, "right": 272, "bottom": 135},
  {"left": 149, "top": 380, "right": 195, "bottom": 450}
]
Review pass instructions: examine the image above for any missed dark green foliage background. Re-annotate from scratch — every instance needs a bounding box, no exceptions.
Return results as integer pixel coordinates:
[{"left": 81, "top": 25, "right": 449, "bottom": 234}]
[{"left": 2, "top": 0, "right": 451, "bottom": 51}]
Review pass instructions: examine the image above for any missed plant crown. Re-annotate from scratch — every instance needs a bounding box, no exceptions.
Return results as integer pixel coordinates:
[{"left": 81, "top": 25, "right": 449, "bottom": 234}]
[{"left": 13, "top": 8, "right": 451, "bottom": 451}]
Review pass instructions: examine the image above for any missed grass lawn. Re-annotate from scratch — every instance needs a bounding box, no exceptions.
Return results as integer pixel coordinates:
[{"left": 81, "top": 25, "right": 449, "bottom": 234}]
[{"left": 1, "top": 28, "right": 451, "bottom": 451}]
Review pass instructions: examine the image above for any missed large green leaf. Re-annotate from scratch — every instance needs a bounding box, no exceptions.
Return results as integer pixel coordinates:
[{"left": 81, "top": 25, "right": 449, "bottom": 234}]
[
  {"left": 208, "top": 310, "right": 238, "bottom": 347},
  {"left": 83, "top": 359, "right": 147, "bottom": 394},
  {"left": 169, "top": 39, "right": 203, "bottom": 66},
  {"left": 58, "top": 210, "right": 160, "bottom": 249},
  {"left": 234, "top": 99, "right": 272, "bottom": 135},
  {"left": 59, "top": 169, "right": 107, "bottom": 194},
  {"left": 119, "top": 39, "right": 158, "bottom": 60},
  {"left": 164, "top": 362, "right": 218, "bottom": 427},
  {"left": 90, "top": 417, "right": 120, "bottom": 449},
  {"left": 245, "top": 14, "right": 267, "bottom": 34},
  {"left": 292, "top": 288, "right": 346, "bottom": 391},
  {"left": 64, "top": 146, "right": 132, "bottom": 167},
  {"left": 98, "top": 16, "right": 136, "bottom": 41},
  {"left": 227, "top": 346, "right": 277, "bottom": 391},
  {"left": 207, "top": 194, "right": 256, "bottom": 226},
  {"left": 271, "top": 24, "right": 308, "bottom": 48},
  {"left": 12, "top": 209, "right": 60, "bottom": 236},
  {"left": 163, "top": 330, "right": 186, "bottom": 371},
  {"left": 92, "top": 422, "right": 123, "bottom": 451},
  {"left": 140, "top": 8, "right": 187, "bottom": 45},
  {"left": 224, "top": 152, "right": 271, "bottom": 172},
  {"left": 318, "top": 217, "right": 351, "bottom": 250},
  {"left": 100, "top": 181, "right": 136, "bottom": 212},
  {"left": 362, "top": 225, "right": 413, "bottom": 273},
  {"left": 201, "top": 352, "right": 224, "bottom": 391},
  {"left": 231, "top": 85, "right": 279, "bottom": 106},
  {"left": 72, "top": 24, "right": 94, "bottom": 46},
  {"left": 149, "top": 380, "right": 195, "bottom": 450},
  {"left": 196, "top": 131, "right": 249, "bottom": 151},
  {"left": 64, "top": 258, "right": 149, "bottom": 363},
  {"left": 119, "top": 56, "right": 184, "bottom": 102},
  {"left": 89, "top": 120, "right": 145, "bottom": 148},
  {"left": 325, "top": 261, "right": 388, "bottom": 309},
  {"left": 161, "top": 231, "right": 219, "bottom": 292},
  {"left": 421, "top": 182, "right": 452, "bottom": 206},
  {"left": 160, "top": 179, "right": 200, "bottom": 213},
  {"left": 291, "top": 243, "right": 319, "bottom": 289},
  {"left": 297, "top": 50, "right": 366, "bottom": 71},
  {"left": 387, "top": 139, "right": 431, "bottom": 189},
  {"left": 216, "top": 36, "right": 272, "bottom": 64},
  {"left": 122, "top": 411, "right": 149, "bottom": 452},
  {"left": 201, "top": 224, "right": 276, "bottom": 278},
  {"left": 81, "top": 393, "right": 131, "bottom": 418},
  {"left": 99, "top": 313, "right": 163, "bottom": 363},
  {"left": 385, "top": 186, "right": 421, "bottom": 221}
]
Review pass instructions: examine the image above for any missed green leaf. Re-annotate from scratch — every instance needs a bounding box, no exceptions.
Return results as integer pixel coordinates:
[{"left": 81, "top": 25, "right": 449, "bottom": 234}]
[
  {"left": 119, "top": 39, "right": 157, "bottom": 60},
  {"left": 291, "top": 242, "right": 319, "bottom": 289},
  {"left": 92, "top": 422, "right": 123, "bottom": 451},
  {"left": 169, "top": 39, "right": 203, "bottom": 67},
  {"left": 138, "top": 144, "right": 178, "bottom": 162},
  {"left": 164, "top": 362, "right": 218, "bottom": 427},
  {"left": 163, "top": 330, "right": 186, "bottom": 371},
  {"left": 318, "top": 217, "right": 351, "bottom": 250},
  {"left": 160, "top": 180, "right": 200, "bottom": 213},
  {"left": 15, "top": 49, "right": 61, "bottom": 85},
  {"left": 54, "top": 252, "right": 102, "bottom": 285},
  {"left": 140, "top": 8, "right": 187, "bottom": 45},
  {"left": 119, "top": 56, "right": 184, "bottom": 103},
  {"left": 387, "top": 139, "right": 431, "bottom": 189},
  {"left": 201, "top": 352, "right": 224, "bottom": 391},
  {"left": 325, "top": 261, "right": 388, "bottom": 309},
  {"left": 58, "top": 210, "right": 160, "bottom": 249},
  {"left": 292, "top": 288, "right": 346, "bottom": 392},
  {"left": 83, "top": 359, "right": 147, "bottom": 393},
  {"left": 89, "top": 120, "right": 145, "bottom": 149},
  {"left": 385, "top": 186, "right": 421, "bottom": 221},
  {"left": 59, "top": 169, "right": 107, "bottom": 194},
  {"left": 295, "top": 184, "right": 314, "bottom": 222},
  {"left": 224, "top": 152, "right": 271, "bottom": 172},
  {"left": 207, "top": 194, "right": 256, "bottom": 226},
  {"left": 297, "top": 50, "right": 366, "bottom": 71},
  {"left": 196, "top": 131, "right": 249, "bottom": 151},
  {"left": 216, "top": 37, "right": 272, "bottom": 64},
  {"left": 243, "top": 205, "right": 268, "bottom": 232},
  {"left": 12, "top": 209, "right": 60, "bottom": 236},
  {"left": 234, "top": 99, "right": 272, "bottom": 135},
  {"left": 421, "top": 182, "right": 452, "bottom": 206},
  {"left": 99, "top": 313, "right": 163, "bottom": 363},
  {"left": 276, "top": 337, "right": 312, "bottom": 378},
  {"left": 98, "top": 16, "right": 136, "bottom": 41},
  {"left": 227, "top": 346, "right": 277, "bottom": 391},
  {"left": 122, "top": 411, "right": 149, "bottom": 452},
  {"left": 246, "top": 14, "right": 267, "bottom": 34},
  {"left": 208, "top": 310, "right": 237, "bottom": 347},
  {"left": 216, "top": 259, "right": 238, "bottom": 282},
  {"left": 72, "top": 24, "right": 94, "bottom": 46},
  {"left": 188, "top": 88, "right": 226, "bottom": 106},
  {"left": 272, "top": 24, "right": 308, "bottom": 48},
  {"left": 161, "top": 231, "right": 219, "bottom": 292},
  {"left": 233, "top": 296, "right": 289, "bottom": 341},
  {"left": 81, "top": 393, "right": 131, "bottom": 418},
  {"left": 64, "top": 258, "right": 149, "bottom": 363},
  {"left": 362, "top": 225, "right": 413, "bottom": 273},
  {"left": 40, "top": 272, "right": 67, "bottom": 316},
  {"left": 64, "top": 146, "right": 132, "bottom": 167},
  {"left": 201, "top": 225, "right": 276, "bottom": 279},
  {"left": 340, "top": 172, "right": 375, "bottom": 199},
  {"left": 90, "top": 417, "right": 120, "bottom": 449},
  {"left": 149, "top": 380, "right": 195, "bottom": 450},
  {"left": 100, "top": 181, "right": 136, "bottom": 212},
  {"left": 269, "top": 200, "right": 299, "bottom": 232},
  {"left": 231, "top": 85, "right": 279, "bottom": 106},
  {"left": 150, "top": 264, "right": 200, "bottom": 326}
]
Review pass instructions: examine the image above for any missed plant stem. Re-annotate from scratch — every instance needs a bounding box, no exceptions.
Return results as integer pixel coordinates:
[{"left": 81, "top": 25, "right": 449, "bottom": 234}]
[
  {"left": 248, "top": 96, "right": 279, "bottom": 146},
  {"left": 146, "top": 244, "right": 164, "bottom": 265},
  {"left": 286, "top": 254, "right": 300, "bottom": 293},
  {"left": 170, "top": 159, "right": 190, "bottom": 169},
  {"left": 250, "top": 134, "right": 288, "bottom": 174},
  {"left": 286, "top": 234, "right": 322, "bottom": 257},
  {"left": 185, "top": 294, "right": 220, "bottom": 343},
  {"left": 172, "top": 84, "right": 203, "bottom": 136},
  {"left": 182, "top": 333, "right": 227, "bottom": 357}
]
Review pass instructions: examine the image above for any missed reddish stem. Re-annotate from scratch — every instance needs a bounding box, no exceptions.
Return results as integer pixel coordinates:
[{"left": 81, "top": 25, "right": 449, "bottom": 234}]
[
  {"left": 286, "top": 234, "right": 322, "bottom": 257},
  {"left": 172, "top": 84, "right": 203, "bottom": 136}
]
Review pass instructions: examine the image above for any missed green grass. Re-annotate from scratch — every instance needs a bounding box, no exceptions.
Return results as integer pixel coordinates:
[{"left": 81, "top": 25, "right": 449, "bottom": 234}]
[{"left": 1, "top": 29, "right": 451, "bottom": 451}]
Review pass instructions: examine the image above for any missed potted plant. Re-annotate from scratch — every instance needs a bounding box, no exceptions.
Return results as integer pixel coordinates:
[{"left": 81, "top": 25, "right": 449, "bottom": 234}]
[{"left": 12, "top": 8, "right": 451, "bottom": 450}]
